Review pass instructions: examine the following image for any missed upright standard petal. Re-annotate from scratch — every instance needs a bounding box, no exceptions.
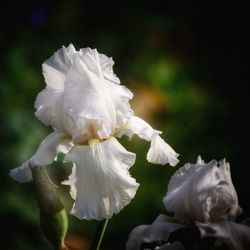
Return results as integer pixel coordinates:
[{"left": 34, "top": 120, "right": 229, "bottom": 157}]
[
  {"left": 164, "top": 158, "right": 241, "bottom": 223},
  {"left": 42, "top": 44, "right": 77, "bottom": 89},
  {"left": 62, "top": 58, "right": 117, "bottom": 142},
  {"left": 106, "top": 82, "right": 134, "bottom": 128},
  {"left": 197, "top": 221, "right": 250, "bottom": 250},
  {"left": 10, "top": 132, "right": 73, "bottom": 183},
  {"left": 35, "top": 87, "right": 64, "bottom": 130},
  {"left": 36, "top": 45, "right": 134, "bottom": 141},
  {"left": 63, "top": 137, "right": 139, "bottom": 220},
  {"left": 79, "top": 47, "right": 133, "bottom": 127},
  {"left": 35, "top": 44, "right": 78, "bottom": 129},
  {"left": 79, "top": 48, "right": 103, "bottom": 77},
  {"left": 98, "top": 52, "right": 121, "bottom": 84},
  {"left": 116, "top": 116, "right": 179, "bottom": 166},
  {"left": 80, "top": 48, "right": 121, "bottom": 84}
]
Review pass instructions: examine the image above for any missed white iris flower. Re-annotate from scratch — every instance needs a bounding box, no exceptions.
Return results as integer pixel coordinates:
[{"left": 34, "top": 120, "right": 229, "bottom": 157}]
[
  {"left": 164, "top": 156, "right": 241, "bottom": 224},
  {"left": 126, "top": 157, "right": 246, "bottom": 250},
  {"left": 10, "top": 44, "right": 179, "bottom": 220}
]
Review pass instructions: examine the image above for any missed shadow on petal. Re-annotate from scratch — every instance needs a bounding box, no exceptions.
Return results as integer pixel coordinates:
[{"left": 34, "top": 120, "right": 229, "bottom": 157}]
[
  {"left": 196, "top": 221, "right": 250, "bottom": 250},
  {"left": 126, "top": 214, "right": 184, "bottom": 250}
]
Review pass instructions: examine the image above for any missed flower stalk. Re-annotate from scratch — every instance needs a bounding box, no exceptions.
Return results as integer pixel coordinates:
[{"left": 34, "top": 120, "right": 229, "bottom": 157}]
[
  {"left": 30, "top": 165, "right": 68, "bottom": 250},
  {"left": 91, "top": 219, "right": 109, "bottom": 250}
]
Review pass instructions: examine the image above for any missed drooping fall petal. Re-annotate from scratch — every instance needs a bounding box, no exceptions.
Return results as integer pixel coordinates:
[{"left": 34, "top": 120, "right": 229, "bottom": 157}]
[
  {"left": 197, "top": 221, "right": 250, "bottom": 250},
  {"left": 116, "top": 116, "right": 179, "bottom": 166},
  {"left": 126, "top": 214, "right": 184, "bottom": 250},
  {"left": 10, "top": 132, "right": 73, "bottom": 183},
  {"left": 62, "top": 137, "right": 139, "bottom": 220},
  {"left": 147, "top": 134, "right": 179, "bottom": 166}
]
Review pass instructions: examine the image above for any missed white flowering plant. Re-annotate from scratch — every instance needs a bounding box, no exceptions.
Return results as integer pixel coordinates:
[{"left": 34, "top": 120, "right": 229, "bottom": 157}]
[
  {"left": 10, "top": 44, "right": 179, "bottom": 249},
  {"left": 10, "top": 44, "right": 250, "bottom": 250},
  {"left": 126, "top": 157, "right": 250, "bottom": 250}
]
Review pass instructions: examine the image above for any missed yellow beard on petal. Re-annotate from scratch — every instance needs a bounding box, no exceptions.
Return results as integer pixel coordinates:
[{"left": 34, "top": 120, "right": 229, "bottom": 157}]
[
  {"left": 74, "top": 123, "right": 102, "bottom": 145},
  {"left": 88, "top": 138, "right": 101, "bottom": 146}
]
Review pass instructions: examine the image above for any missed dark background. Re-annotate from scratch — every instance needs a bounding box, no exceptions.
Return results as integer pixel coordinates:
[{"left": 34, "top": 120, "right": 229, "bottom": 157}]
[{"left": 0, "top": 1, "right": 249, "bottom": 249}]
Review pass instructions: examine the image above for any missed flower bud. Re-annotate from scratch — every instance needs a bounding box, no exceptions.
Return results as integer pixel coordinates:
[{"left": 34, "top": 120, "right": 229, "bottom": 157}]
[{"left": 31, "top": 165, "right": 68, "bottom": 249}]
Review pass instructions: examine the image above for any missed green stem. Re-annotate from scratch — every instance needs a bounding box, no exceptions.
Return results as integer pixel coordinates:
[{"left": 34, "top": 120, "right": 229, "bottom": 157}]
[
  {"left": 91, "top": 219, "right": 109, "bottom": 250},
  {"left": 58, "top": 246, "right": 69, "bottom": 250}
]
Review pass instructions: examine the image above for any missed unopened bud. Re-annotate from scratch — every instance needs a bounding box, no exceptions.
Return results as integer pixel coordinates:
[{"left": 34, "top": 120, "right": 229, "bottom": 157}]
[{"left": 31, "top": 165, "right": 68, "bottom": 249}]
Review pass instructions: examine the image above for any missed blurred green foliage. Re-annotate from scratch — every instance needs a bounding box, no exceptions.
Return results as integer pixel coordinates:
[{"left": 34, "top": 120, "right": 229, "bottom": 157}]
[{"left": 0, "top": 1, "right": 249, "bottom": 249}]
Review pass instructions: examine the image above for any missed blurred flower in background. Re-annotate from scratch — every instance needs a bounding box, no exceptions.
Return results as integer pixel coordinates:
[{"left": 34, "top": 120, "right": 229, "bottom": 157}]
[
  {"left": 164, "top": 156, "right": 241, "bottom": 224},
  {"left": 126, "top": 157, "right": 250, "bottom": 250}
]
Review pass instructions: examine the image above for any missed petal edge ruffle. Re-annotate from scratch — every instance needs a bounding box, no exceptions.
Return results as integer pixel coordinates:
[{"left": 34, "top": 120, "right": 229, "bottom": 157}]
[
  {"left": 63, "top": 137, "right": 139, "bottom": 220},
  {"left": 116, "top": 116, "right": 179, "bottom": 166}
]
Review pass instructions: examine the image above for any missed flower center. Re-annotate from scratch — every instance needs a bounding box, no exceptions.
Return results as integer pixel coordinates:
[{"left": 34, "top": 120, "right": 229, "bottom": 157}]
[{"left": 73, "top": 123, "right": 103, "bottom": 145}]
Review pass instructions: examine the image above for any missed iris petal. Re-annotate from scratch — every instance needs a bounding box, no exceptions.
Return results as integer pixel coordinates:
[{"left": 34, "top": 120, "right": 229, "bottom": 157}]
[
  {"left": 147, "top": 134, "right": 179, "bottom": 166},
  {"left": 35, "top": 45, "right": 134, "bottom": 143},
  {"left": 197, "top": 221, "right": 250, "bottom": 250},
  {"left": 63, "top": 137, "right": 139, "bottom": 220},
  {"left": 10, "top": 132, "right": 73, "bottom": 183},
  {"left": 62, "top": 58, "right": 116, "bottom": 142},
  {"left": 42, "top": 44, "right": 76, "bottom": 89},
  {"left": 126, "top": 214, "right": 184, "bottom": 250},
  {"left": 164, "top": 158, "right": 240, "bottom": 223},
  {"left": 35, "top": 44, "right": 78, "bottom": 129},
  {"left": 116, "top": 116, "right": 179, "bottom": 166},
  {"left": 35, "top": 87, "right": 64, "bottom": 130}
]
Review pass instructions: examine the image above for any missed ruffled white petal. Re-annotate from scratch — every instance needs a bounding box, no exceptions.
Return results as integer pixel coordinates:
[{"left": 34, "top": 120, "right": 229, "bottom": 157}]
[
  {"left": 34, "top": 87, "right": 64, "bottom": 130},
  {"left": 36, "top": 44, "right": 79, "bottom": 129},
  {"left": 79, "top": 48, "right": 133, "bottom": 127},
  {"left": 196, "top": 155, "right": 205, "bottom": 165},
  {"left": 116, "top": 116, "right": 160, "bottom": 140},
  {"left": 163, "top": 158, "right": 241, "bottom": 223},
  {"left": 126, "top": 214, "right": 184, "bottom": 250},
  {"left": 116, "top": 116, "right": 179, "bottom": 166},
  {"left": 80, "top": 48, "right": 121, "bottom": 84},
  {"left": 196, "top": 221, "right": 250, "bottom": 250},
  {"left": 42, "top": 44, "right": 77, "bottom": 90},
  {"left": 99, "top": 52, "right": 121, "bottom": 84},
  {"left": 62, "top": 58, "right": 117, "bottom": 142},
  {"left": 107, "top": 83, "right": 134, "bottom": 127},
  {"left": 36, "top": 45, "right": 134, "bottom": 142},
  {"left": 10, "top": 132, "right": 73, "bottom": 183},
  {"left": 62, "top": 57, "right": 133, "bottom": 143},
  {"left": 62, "top": 137, "right": 139, "bottom": 220},
  {"left": 79, "top": 48, "right": 103, "bottom": 77},
  {"left": 147, "top": 135, "right": 179, "bottom": 166},
  {"left": 63, "top": 164, "right": 77, "bottom": 199}
]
